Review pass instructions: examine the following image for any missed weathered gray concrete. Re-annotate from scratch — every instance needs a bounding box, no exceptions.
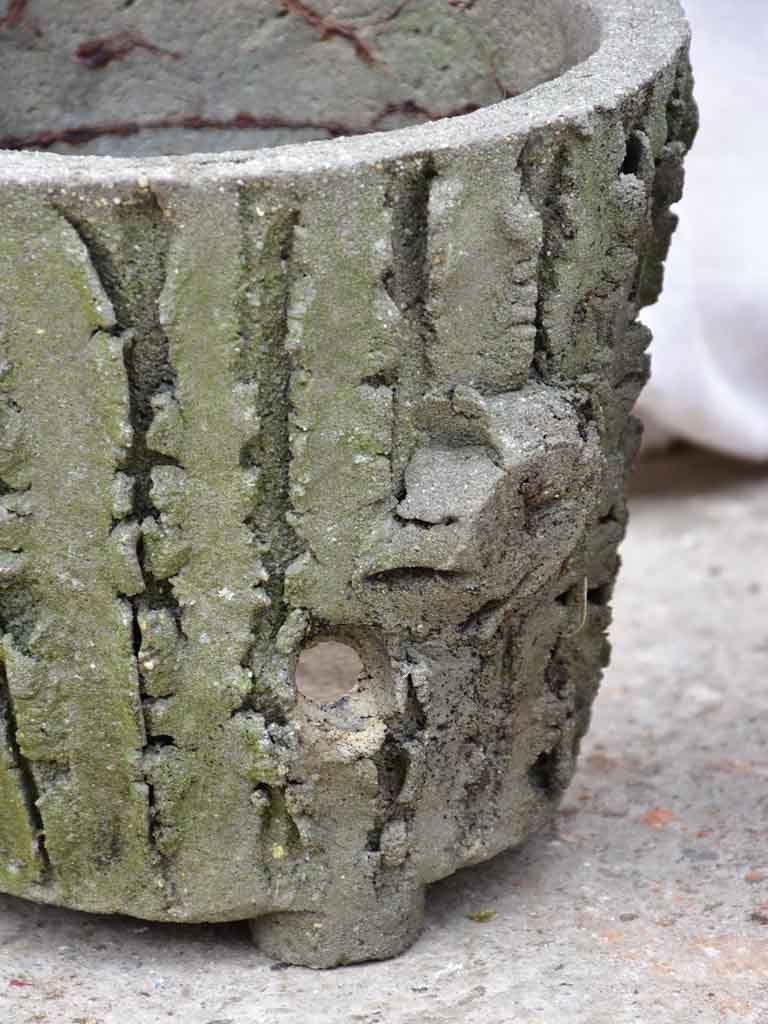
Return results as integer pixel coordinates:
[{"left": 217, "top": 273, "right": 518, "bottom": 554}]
[
  {"left": 1, "top": 448, "right": 767, "bottom": 1021},
  {"left": 0, "top": 0, "right": 695, "bottom": 966},
  {"left": 0, "top": 0, "right": 601, "bottom": 156}
]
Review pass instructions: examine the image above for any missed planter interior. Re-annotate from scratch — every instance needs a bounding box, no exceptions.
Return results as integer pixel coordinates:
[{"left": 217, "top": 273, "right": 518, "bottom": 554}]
[{"left": 1, "top": 0, "right": 600, "bottom": 156}]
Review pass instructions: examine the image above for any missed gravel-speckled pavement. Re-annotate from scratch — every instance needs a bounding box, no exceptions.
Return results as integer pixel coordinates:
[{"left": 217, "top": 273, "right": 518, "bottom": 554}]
[{"left": 1, "top": 449, "right": 767, "bottom": 1024}]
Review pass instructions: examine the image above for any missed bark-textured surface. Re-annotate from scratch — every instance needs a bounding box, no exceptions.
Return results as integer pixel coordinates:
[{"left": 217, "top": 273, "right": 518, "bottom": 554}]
[{"left": 0, "top": 0, "right": 695, "bottom": 967}]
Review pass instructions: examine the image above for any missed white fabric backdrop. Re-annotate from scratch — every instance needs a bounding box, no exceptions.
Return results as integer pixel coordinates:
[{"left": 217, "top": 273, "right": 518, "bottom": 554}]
[{"left": 637, "top": 0, "right": 768, "bottom": 459}]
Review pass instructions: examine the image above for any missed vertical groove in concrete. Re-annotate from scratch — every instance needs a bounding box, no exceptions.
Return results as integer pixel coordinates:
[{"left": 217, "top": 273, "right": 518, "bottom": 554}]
[
  {"left": 0, "top": 654, "right": 49, "bottom": 879},
  {"left": 384, "top": 157, "right": 436, "bottom": 495},
  {"left": 519, "top": 139, "right": 572, "bottom": 383},
  {"left": 58, "top": 197, "right": 186, "bottom": 898},
  {"left": 236, "top": 189, "right": 302, "bottom": 714},
  {"left": 0, "top": 193, "right": 170, "bottom": 912},
  {"left": 0, "top": 391, "right": 48, "bottom": 887}
]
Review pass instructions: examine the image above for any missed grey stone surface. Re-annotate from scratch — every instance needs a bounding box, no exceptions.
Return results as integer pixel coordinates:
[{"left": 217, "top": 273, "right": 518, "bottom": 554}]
[
  {"left": 0, "top": 0, "right": 695, "bottom": 966},
  {"left": 1, "top": 449, "right": 767, "bottom": 1022},
  {"left": 0, "top": 0, "right": 600, "bottom": 155}
]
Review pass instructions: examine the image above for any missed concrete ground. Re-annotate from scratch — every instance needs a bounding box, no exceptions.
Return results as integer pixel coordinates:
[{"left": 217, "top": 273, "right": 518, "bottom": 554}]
[{"left": 0, "top": 448, "right": 767, "bottom": 1024}]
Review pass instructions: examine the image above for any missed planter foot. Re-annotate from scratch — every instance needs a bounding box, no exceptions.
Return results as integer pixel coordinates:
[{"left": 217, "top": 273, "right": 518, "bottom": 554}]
[{"left": 250, "top": 881, "right": 425, "bottom": 968}]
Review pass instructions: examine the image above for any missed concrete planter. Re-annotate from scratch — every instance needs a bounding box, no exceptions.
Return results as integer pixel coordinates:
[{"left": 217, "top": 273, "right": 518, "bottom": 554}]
[{"left": 0, "top": 0, "right": 695, "bottom": 967}]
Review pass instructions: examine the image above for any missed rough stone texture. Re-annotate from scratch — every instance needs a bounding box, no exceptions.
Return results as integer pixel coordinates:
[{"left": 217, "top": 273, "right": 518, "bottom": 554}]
[
  {"left": 2, "top": 449, "right": 767, "bottom": 1023},
  {"left": 0, "top": 0, "right": 695, "bottom": 967}
]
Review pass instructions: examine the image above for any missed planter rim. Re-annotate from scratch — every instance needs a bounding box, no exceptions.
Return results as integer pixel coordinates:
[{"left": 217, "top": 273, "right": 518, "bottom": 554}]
[{"left": 0, "top": 0, "right": 690, "bottom": 186}]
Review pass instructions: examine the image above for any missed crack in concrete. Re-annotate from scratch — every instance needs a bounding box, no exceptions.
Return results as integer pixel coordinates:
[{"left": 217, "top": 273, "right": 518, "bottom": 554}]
[
  {"left": 75, "top": 31, "right": 182, "bottom": 70},
  {"left": 280, "top": 0, "right": 384, "bottom": 68},
  {"left": 0, "top": 402, "right": 51, "bottom": 878},
  {"left": 0, "top": 648, "right": 50, "bottom": 876},
  {"left": 0, "top": 101, "right": 482, "bottom": 152},
  {"left": 364, "top": 567, "right": 466, "bottom": 586},
  {"left": 57, "top": 197, "right": 183, "bottom": 893},
  {"left": 372, "top": 673, "right": 426, "bottom": 842}
]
